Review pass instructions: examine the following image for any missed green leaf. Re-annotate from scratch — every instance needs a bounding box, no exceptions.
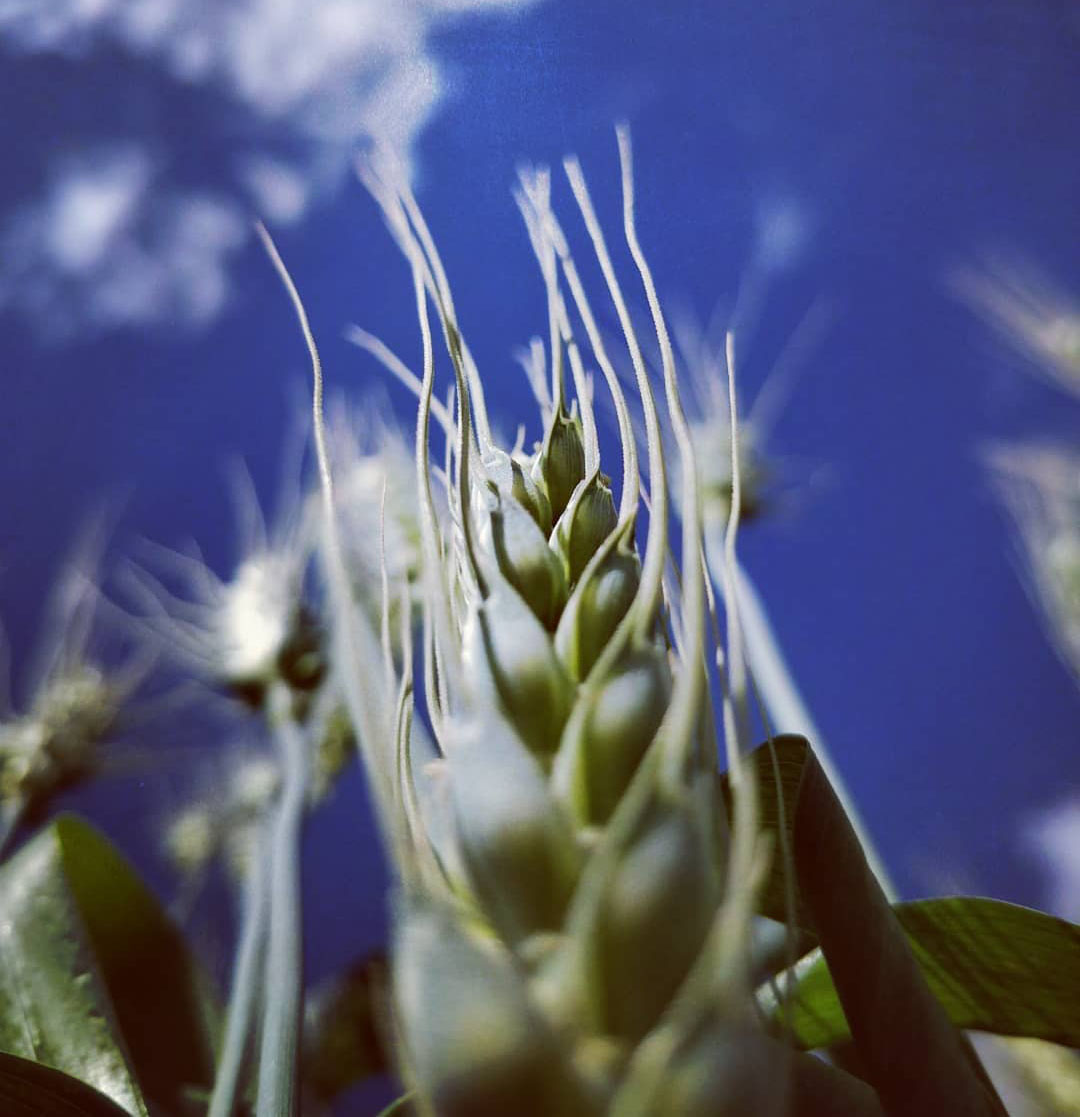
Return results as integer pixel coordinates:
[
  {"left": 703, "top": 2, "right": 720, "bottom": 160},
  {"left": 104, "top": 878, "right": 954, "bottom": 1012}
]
[
  {"left": 719, "top": 733, "right": 815, "bottom": 933},
  {"left": 775, "top": 897, "right": 1080, "bottom": 1051},
  {"left": 0, "top": 814, "right": 217, "bottom": 1116},
  {"left": 740, "top": 736, "right": 1004, "bottom": 1116},
  {"left": 302, "top": 951, "right": 390, "bottom": 1104},
  {"left": 0, "top": 1051, "right": 133, "bottom": 1117}
]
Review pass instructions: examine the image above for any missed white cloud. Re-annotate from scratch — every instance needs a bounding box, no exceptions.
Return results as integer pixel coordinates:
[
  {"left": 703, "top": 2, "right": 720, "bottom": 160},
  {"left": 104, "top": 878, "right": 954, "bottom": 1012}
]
[
  {"left": 42, "top": 149, "right": 150, "bottom": 274},
  {"left": 1024, "top": 796, "right": 1080, "bottom": 922},
  {"left": 1, "top": 147, "right": 247, "bottom": 336},
  {"left": 0, "top": 0, "right": 539, "bottom": 335},
  {"left": 239, "top": 158, "right": 310, "bottom": 225}
]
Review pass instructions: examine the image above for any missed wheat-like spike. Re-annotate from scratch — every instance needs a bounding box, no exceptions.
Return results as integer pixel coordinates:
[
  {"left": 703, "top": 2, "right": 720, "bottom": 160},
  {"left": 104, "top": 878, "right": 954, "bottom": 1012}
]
[{"left": 346, "top": 129, "right": 776, "bottom": 1117}]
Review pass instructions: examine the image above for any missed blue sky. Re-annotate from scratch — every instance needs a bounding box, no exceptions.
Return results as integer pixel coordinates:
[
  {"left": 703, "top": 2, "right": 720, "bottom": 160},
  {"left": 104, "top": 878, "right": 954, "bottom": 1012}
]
[{"left": 1, "top": 0, "right": 1079, "bottom": 1081}]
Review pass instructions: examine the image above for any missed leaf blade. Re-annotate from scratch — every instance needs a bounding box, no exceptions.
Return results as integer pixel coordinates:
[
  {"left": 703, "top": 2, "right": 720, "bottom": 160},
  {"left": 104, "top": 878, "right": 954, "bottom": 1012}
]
[
  {"left": 54, "top": 815, "right": 218, "bottom": 1114},
  {"left": 776, "top": 897, "right": 1080, "bottom": 1051},
  {"left": 0, "top": 1052, "right": 135, "bottom": 1117},
  {"left": 0, "top": 815, "right": 217, "bottom": 1116},
  {"left": 0, "top": 823, "right": 148, "bottom": 1116}
]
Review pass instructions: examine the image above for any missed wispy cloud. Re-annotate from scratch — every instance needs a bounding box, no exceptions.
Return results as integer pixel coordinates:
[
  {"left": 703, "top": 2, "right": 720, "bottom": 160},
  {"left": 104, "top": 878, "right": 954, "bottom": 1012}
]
[
  {"left": 0, "top": 0, "right": 538, "bottom": 336},
  {"left": 2, "top": 147, "right": 246, "bottom": 336}
]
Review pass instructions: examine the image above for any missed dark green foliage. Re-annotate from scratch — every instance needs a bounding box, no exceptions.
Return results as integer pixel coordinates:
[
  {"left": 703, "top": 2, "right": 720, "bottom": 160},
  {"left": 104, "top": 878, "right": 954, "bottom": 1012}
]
[
  {"left": 0, "top": 1052, "right": 135, "bottom": 1117},
  {"left": 0, "top": 816, "right": 218, "bottom": 1117}
]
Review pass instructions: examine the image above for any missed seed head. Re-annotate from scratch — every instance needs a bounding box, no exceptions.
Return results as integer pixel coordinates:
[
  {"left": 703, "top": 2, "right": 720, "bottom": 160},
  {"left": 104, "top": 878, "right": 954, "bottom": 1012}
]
[
  {"left": 0, "top": 520, "right": 138, "bottom": 833},
  {"left": 0, "top": 663, "right": 120, "bottom": 805},
  {"left": 330, "top": 130, "right": 771, "bottom": 1115},
  {"left": 127, "top": 460, "right": 322, "bottom": 707},
  {"left": 217, "top": 554, "right": 299, "bottom": 686}
]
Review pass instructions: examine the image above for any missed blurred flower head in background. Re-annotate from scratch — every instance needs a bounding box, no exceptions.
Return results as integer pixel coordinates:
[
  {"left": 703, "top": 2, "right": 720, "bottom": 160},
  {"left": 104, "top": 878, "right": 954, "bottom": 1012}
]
[
  {"left": 952, "top": 256, "right": 1080, "bottom": 399},
  {"left": 983, "top": 441, "right": 1080, "bottom": 682},
  {"left": 0, "top": 516, "right": 147, "bottom": 849}
]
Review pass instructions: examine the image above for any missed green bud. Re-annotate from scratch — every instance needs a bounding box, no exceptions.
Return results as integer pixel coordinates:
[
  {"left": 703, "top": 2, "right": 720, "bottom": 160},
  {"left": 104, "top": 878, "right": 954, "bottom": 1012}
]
[
  {"left": 550, "top": 646, "right": 670, "bottom": 827},
  {"left": 584, "top": 648, "right": 671, "bottom": 824},
  {"left": 449, "top": 715, "right": 581, "bottom": 942},
  {"left": 598, "top": 793, "right": 720, "bottom": 1041},
  {"left": 393, "top": 898, "right": 594, "bottom": 1117},
  {"left": 552, "top": 471, "right": 618, "bottom": 588},
  {"left": 484, "top": 446, "right": 552, "bottom": 536},
  {"left": 532, "top": 406, "right": 586, "bottom": 523},
  {"left": 555, "top": 527, "right": 641, "bottom": 681},
  {"left": 483, "top": 483, "right": 567, "bottom": 631},
  {"left": 465, "top": 584, "right": 573, "bottom": 757},
  {"left": 510, "top": 458, "right": 552, "bottom": 537},
  {"left": 646, "top": 1025, "right": 788, "bottom": 1117}
]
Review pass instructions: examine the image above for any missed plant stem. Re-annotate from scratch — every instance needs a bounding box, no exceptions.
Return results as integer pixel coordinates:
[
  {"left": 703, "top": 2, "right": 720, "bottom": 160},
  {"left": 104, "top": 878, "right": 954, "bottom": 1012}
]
[
  {"left": 256, "top": 682, "right": 309, "bottom": 1117},
  {"left": 207, "top": 828, "right": 272, "bottom": 1117}
]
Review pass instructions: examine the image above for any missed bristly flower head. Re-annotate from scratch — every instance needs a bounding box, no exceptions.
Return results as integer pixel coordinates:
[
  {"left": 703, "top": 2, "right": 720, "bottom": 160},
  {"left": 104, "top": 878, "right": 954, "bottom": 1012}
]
[
  {"left": 984, "top": 440, "right": 1080, "bottom": 679},
  {"left": 0, "top": 517, "right": 143, "bottom": 853},
  {"left": 125, "top": 457, "right": 323, "bottom": 708},
  {"left": 951, "top": 254, "right": 1080, "bottom": 400},
  {"left": 667, "top": 297, "right": 832, "bottom": 532}
]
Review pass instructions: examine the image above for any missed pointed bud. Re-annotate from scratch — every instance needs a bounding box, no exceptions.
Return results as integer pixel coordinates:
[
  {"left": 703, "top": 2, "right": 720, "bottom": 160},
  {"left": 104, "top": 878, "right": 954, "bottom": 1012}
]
[
  {"left": 509, "top": 457, "right": 554, "bottom": 537},
  {"left": 646, "top": 1026, "right": 788, "bottom": 1117},
  {"left": 393, "top": 897, "right": 594, "bottom": 1117},
  {"left": 481, "top": 484, "right": 567, "bottom": 630},
  {"left": 583, "top": 648, "right": 672, "bottom": 824},
  {"left": 448, "top": 715, "right": 581, "bottom": 942},
  {"left": 555, "top": 528, "right": 641, "bottom": 681},
  {"left": 532, "top": 406, "right": 586, "bottom": 523},
  {"left": 464, "top": 584, "right": 572, "bottom": 757},
  {"left": 598, "top": 793, "right": 721, "bottom": 1040},
  {"left": 485, "top": 446, "right": 553, "bottom": 536},
  {"left": 552, "top": 471, "right": 618, "bottom": 588}
]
